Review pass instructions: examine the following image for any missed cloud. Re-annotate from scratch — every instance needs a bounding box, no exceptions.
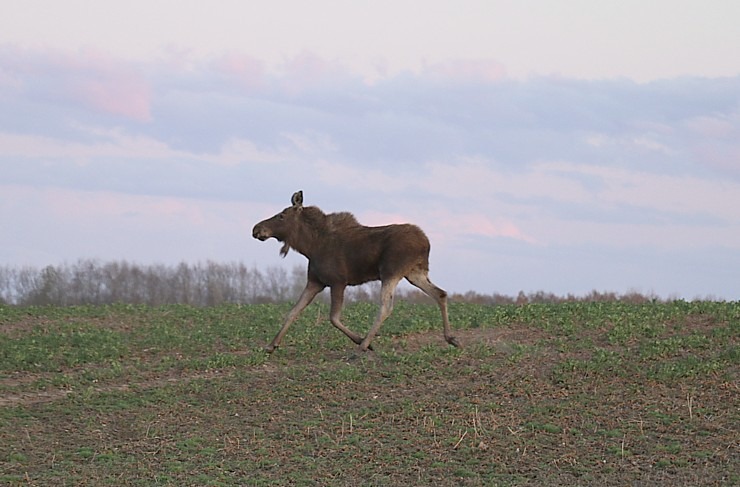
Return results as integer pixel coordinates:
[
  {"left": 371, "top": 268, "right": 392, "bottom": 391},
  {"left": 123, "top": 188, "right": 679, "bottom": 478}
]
[
  {"left": 539, "top": 161, "right": 740, "bottom": 223},
  {"left": 586, "top": 133, "right": 676, "bottom": 156},
  {"left": 358, "top": 211, "right": 413, "bottom": 227},
  {"left": 419, "top": 158, "right": 593, "bottom": 206},
  {"left": 73, "top": 73, "right": 151, "bottom": 121},
  {"left": 313, "top": 160, "right": 410, "bottom": 194},
  {"left": 681, "top": 111, "right": 740, "bottom": 177},
  {"left": 684, "top": 114, "right": 737, "bottom": 139},
  {"left": 0, "top": 123, "right": 288, "bottom": 167},
  {"left": 280, "top": 51, "right": 349, "bottom": 89},
  {"left": 40, "top": 186, "right": 202, "bottom": 224},
  {"left": 0, "top": 129, "right": 169, "bottom": 162},
  {"left": 0, "top": 184, "right": 272, "bottom": 265},
  {"left": 0, "top": 46, "right": 152, "bottom": 121},
  {"left": 430, "top": 211, "right": 537, "bottom": 245},
  {"left": 210, "top": 52, "right": 266, "bottom": 92},
  {"left": 423, "top": 59, "right": 507, "bottom": 82}
]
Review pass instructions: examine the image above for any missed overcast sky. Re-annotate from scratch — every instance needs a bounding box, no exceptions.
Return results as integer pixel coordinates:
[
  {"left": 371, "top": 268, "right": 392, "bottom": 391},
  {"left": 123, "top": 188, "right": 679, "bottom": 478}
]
[{"left": 2, "top": 1, "right": 739, "bottom": 299}]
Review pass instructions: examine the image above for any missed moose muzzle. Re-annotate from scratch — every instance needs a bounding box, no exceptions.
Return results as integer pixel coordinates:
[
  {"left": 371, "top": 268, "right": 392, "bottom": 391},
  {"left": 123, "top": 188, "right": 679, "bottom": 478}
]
[{"left": 252, "top": 224, "right": 271, "bottom": 241}]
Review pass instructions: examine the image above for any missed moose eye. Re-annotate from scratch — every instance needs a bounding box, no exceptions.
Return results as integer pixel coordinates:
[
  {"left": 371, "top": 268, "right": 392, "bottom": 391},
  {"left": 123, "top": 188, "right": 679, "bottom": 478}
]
[{"left": 278, "top": 213, "right": 285, "bottom": 220}]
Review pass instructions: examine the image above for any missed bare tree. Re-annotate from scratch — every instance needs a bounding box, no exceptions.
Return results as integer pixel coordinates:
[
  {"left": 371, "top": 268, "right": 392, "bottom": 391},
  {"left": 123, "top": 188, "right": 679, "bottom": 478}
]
[{"left": 0, "top": 259, "right": 666, "bottom": 307}]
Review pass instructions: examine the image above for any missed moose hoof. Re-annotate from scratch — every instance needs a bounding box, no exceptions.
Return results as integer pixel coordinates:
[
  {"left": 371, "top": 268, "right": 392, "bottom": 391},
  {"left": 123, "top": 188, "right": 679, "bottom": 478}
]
[
  {"left": 446, "top": 336, "right": 461, "bottom": 348},
  {"left": 263, "top": 344, "right": 277, "bottom": 354},
  {"left": 353, "top": 336, "right": 374, "bottom": 351}
]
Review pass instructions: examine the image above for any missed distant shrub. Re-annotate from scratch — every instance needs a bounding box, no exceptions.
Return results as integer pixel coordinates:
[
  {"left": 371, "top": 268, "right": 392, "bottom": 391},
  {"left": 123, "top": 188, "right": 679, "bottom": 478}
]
[{"left": 0, "top": 260, "right": 673, "bottom": 307}]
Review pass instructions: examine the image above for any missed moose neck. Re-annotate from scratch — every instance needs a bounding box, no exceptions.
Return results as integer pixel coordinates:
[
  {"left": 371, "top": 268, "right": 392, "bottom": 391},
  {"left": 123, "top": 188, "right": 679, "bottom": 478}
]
[
  {"left": 280, "top": 206, "right": 338, "bottom": 259},
  {"left": 285, "top": 237, "right": 317, "bottom": 259},
  {"left": 284, "top": 220, "right": 321, "bottom": 259}
]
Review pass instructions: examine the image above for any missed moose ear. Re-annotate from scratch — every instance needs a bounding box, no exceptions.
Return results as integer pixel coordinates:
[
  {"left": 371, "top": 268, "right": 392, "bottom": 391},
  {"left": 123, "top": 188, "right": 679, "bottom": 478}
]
[{"left": 291, "top": 190, "right": 303, "bottom": 208}]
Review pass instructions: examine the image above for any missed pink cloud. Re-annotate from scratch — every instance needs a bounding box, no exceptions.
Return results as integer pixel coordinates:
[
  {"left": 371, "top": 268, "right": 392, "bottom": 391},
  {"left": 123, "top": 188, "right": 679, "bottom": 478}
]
[
  {"left": 72, "top": 74, "right": 151, "bottom": 121},
  {"left": 62, "top": 50, "right": 152, "bottom": 121},
  {"left": 279, "top": 51, "right": 352, "bottom": 94},
  {"left": 359, "top": 211, "right": 411, "bottom": 227},
  {"left": 684, "top": 114, "right": 736, "bottom": 138},
  {"left": 1, "top": 46, "right": 152, "bottom": 121},
  {"left": 31, "top": 186, "right": 205, "bottom": 227},
  {"left": 455, "top": 213, "right": 536, "bottom": 243},
  {"left": 212, "top": 52, "right": 266, "bottom": 91},
  {"left": 430, "top": 211, "right": 537, "bottom": 245},
  {"left": 284, "top": 51, "right": 333, "bottom": 79}
]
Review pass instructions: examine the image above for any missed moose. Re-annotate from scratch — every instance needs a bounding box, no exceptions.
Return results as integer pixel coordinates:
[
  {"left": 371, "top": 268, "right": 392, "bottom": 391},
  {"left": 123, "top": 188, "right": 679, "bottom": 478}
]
[{"left": 252, "top": 191, "right": 460, "bottom": 352}]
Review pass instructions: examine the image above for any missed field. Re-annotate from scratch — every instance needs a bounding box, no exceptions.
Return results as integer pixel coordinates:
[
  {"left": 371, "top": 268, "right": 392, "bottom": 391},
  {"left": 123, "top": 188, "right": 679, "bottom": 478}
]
[{"left": 0, "top": 301, "right": 737, "bottom": 486}]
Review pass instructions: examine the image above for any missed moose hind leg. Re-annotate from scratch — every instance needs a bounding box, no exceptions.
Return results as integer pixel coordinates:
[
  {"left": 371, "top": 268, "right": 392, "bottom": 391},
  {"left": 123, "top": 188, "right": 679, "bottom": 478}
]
[
  {"left": 329, "top": 285, "right": 366, "bottom": 346},
  {"left": 266, "top": 280, "right": 323, "bottom": 353},
  {"left": 359, "top": 276, "right": 401, "bottom": 351},
  {"left": 406, "top": 270, "right": 460, "bottom": 347}
]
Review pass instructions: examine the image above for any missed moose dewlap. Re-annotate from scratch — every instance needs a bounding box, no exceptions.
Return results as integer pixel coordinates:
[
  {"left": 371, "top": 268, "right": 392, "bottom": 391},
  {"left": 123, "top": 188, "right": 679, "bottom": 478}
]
[{"left": 252, "top": 190, "right": 459, "bottom": 352}]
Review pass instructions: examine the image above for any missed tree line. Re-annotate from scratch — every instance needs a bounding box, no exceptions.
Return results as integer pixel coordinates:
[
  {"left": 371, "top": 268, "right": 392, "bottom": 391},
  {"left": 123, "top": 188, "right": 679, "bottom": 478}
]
[
  {"left": 0, "top": 260, "right": 305, "bottom": 306},
  {"left": 0, "top": 259, "right": 665, "bottom": 307}
]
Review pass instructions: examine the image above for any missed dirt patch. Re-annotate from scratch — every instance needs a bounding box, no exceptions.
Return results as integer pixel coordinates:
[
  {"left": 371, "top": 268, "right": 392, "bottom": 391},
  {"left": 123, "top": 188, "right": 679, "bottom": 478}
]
[
  {"left": 0, "top": 313, "right": 141, "bottom": 337},
  {"left": 0, "top": 366, "right": 252, "bottom": 408},
  {"left": 390, "top": 323, "right": 546, "bottom": 352},
  {"left": 0, "top": 315, "right": 56, "bottom": 336}
]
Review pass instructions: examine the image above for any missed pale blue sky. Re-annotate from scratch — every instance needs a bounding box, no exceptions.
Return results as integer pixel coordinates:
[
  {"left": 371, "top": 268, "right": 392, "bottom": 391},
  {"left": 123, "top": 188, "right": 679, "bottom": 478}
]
[{"left": 1, "top": 1, "right": 739, "bottom": 298}]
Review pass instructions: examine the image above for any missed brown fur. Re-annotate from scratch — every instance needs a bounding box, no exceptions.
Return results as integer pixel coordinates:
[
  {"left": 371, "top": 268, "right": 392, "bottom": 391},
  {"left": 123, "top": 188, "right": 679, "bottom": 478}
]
[{"left": 252, "top": 191, "right": 459, "bottom": 352}]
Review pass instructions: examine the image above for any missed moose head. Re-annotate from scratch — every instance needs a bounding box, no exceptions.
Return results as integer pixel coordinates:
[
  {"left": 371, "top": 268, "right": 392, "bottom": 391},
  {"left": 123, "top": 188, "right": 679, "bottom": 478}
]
[{"left": 252, "top": 191, "right": 305, "bottom": 257}]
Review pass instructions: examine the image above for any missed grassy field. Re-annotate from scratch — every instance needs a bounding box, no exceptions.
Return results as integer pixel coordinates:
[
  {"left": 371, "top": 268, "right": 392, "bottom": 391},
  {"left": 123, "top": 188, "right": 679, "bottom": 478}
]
[{"left": 0, "top": 301, "right": 737, "bottom": 486}]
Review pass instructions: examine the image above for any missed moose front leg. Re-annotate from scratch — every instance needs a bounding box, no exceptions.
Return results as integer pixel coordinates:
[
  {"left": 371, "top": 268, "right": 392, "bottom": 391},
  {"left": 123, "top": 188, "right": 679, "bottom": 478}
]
[
  {"left": 328, "top": 285, "right": 372, "bottom": 349},
  {"left": 265, "top": 280, "right": 324, "bottom": 353}
]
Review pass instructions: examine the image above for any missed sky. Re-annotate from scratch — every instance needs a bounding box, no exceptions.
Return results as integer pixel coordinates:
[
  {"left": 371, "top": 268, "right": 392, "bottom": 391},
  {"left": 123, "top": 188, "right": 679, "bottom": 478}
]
[{"left": 1, "top": 0, "right": 740, "bottom": 299}]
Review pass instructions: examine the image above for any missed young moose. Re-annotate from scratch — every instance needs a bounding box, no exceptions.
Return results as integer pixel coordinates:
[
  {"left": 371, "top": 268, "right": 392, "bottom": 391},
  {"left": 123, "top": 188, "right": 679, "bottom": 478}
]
[{"left": 252, "top": 191, "right": 459, "bottom": 352}]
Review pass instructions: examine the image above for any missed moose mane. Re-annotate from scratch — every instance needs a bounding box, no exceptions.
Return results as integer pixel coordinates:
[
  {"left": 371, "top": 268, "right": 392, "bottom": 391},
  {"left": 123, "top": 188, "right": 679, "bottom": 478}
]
[
  {"left": 301, "top": 207, "right": 361, "bottom": 233},
  {"left": 280, "top": 207, "right": 362, "bottom": 257},
  {"left": 326, "top": 211, "right": 361, "bottom": 232}
]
